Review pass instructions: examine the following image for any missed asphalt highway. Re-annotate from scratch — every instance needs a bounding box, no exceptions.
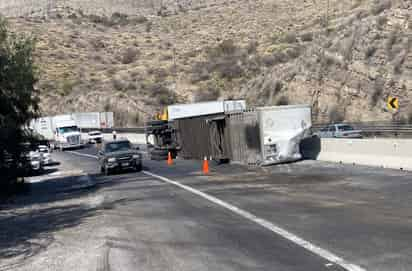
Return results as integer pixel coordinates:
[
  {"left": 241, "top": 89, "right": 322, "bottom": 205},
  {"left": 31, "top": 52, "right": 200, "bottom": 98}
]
[{"left": 2, "top": 144, "right": 412, "bottom": 271}]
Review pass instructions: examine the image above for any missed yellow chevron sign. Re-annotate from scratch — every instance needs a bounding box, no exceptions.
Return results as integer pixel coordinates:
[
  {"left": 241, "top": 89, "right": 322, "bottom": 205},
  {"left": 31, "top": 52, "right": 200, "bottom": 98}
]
[{"left": 387, "top": 96, "right": 399, "bottom": 111}]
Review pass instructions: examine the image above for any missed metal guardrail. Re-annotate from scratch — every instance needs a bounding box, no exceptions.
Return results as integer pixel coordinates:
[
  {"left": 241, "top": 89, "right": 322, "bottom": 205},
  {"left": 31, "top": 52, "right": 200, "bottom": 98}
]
[{"left": 81, "top": 122, "right": 412, "bottom": 137}]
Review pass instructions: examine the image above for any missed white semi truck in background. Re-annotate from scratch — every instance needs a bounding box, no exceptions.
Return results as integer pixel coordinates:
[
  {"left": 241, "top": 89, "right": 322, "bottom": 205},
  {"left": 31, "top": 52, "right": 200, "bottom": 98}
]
[
  {"left": 30, "top": 112, "right": 114, "bottom": 150},
  {"left": 52, "top": 115, "right": 82, "bottom": 150},
  {"left": 30, "top": 114, "right": 82, "bottom": 150}
]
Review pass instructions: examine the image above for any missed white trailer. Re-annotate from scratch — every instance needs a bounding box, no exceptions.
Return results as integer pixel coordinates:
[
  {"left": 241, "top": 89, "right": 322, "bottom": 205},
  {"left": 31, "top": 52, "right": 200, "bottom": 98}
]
[
  {"left": 72, "top": 112, "right": 114, "bottom": 129},
  {"left": 168, "top": 100, "right": 246, "bottom": 120}
]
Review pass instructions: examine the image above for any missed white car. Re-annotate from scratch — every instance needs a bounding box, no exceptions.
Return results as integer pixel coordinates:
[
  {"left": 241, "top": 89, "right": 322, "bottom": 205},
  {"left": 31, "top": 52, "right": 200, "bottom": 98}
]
[
  {"left": 38, "top": 145, "right": 53, "bottom": 165},
  {"left": 317, "top": 124, "right": 363, "bottom": 138},
  {"left": 88, "top": 131, "right": 103, "bottom": 144},
  {"left": 28, "top": 151, "right": 43, "bottom": 173}
]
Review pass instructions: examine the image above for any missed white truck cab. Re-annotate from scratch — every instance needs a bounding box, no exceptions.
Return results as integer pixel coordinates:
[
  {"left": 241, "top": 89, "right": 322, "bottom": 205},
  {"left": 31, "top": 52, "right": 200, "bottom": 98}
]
[{"left": 53, "top": 116, "right": 82, "bottom": 150}]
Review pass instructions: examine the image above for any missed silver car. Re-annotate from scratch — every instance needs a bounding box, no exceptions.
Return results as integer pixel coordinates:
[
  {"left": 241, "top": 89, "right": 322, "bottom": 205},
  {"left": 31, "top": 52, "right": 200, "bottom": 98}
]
[{"left": 317, "top": 124, "right": 363, "bottom": 138}]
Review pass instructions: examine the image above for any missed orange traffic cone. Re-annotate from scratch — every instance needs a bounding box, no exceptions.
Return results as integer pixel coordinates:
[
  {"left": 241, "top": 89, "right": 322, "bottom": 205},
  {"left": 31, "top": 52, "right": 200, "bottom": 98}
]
[
  {"left": 202, "top": 156, "right": 209, "bottom": 174},
  {"left": 167, "top": 152, "right": 173, "bottom": 166}
]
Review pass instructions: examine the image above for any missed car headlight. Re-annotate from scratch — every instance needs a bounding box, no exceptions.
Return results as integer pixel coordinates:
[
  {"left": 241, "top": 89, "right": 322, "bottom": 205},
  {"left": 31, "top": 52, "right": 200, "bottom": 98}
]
[
  {"left": 107, "top": 157, "right": 116, "bottom": 163},
  {"left": 132, "top": 154, "right": 140, "bottom": 159}
]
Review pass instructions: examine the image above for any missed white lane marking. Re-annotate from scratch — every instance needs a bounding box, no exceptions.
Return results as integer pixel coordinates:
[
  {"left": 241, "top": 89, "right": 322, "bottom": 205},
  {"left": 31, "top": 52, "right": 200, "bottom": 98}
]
[
  {"left": 142, "top": 170, "right": 366, "bottom": 271},
  {"left": 67, "top": 151, "right": 98, "bottom": 159}
]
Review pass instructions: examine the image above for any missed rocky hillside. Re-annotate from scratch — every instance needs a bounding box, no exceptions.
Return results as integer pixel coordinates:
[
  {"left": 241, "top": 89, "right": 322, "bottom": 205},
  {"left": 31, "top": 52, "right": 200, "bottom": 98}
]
[{"left": 2, "top": 0, "right": 411, "bottom": 125}]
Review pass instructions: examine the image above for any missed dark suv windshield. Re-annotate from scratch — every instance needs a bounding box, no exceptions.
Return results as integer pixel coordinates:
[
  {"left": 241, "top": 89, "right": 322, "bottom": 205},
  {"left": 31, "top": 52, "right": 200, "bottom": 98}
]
[{"left": 105, "top": 141, "right": 131, "bottom": 153}]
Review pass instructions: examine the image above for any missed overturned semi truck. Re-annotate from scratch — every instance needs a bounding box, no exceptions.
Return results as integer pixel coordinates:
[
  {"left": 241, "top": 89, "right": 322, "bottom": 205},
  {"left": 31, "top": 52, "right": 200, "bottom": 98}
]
[{"left": 145, "top": 101, "right": 312, "bottom": 166}]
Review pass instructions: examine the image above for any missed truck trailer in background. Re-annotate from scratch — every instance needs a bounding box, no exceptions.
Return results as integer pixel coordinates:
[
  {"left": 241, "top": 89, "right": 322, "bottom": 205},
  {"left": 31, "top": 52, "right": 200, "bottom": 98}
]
[{"left": 72, "top": 112, "right": 114, "bottom": 129}]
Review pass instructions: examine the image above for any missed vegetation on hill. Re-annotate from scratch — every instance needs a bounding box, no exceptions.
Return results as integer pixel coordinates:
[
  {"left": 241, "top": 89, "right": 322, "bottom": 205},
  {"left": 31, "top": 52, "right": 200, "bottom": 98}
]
[{"left": 1, "top": 0, "right": 411, "bottom": 125}]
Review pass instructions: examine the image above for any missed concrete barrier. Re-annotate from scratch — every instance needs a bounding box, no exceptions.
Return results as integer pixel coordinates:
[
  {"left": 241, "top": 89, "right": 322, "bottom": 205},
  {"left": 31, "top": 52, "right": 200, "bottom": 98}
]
[
  {"left": 317, "top": 138, "right": 412, "bottom": 171},
  {"left": 86, "top": 132, "right": 412, "bottom": 170},
  {"left": 81, "top": 133, "right": 146, "bottom": 145}
]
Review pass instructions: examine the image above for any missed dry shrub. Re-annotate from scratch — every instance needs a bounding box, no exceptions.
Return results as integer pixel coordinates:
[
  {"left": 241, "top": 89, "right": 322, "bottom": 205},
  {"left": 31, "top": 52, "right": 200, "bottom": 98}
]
[
  {"left": 148, "top": 83, "right": 178, "bottom": 105},
  {"left": 329, "top": 106, "right": 344, "bottom": 122},
  {"left": 121, "top": 47, "right": 139, "bottom": 64},
  {"left": 88, "top": 14, "right": 112, "bottom": 26},
  {"left": 365, "top": 46, "right": 377, "bottom": 59},
  {"left": 203, "top": 40, "right": 247, "bottom": 80},
  {"left": 145, "top": 21, "right": 153, "bottom": 32},
  {"left": 276, "top": 96, "right": 289, "bottom": 106},
  {"left": 371, "top": 0, "right": 391, "bottom": 15},
  {"left": 191, "top": 62, "right": 210, "bottom": 83},
  {"left": 285, "top": 46, "right": 301, "bottom": 59},
  {"left": 90, "top": 38, "right": 105, "bottom": 50},
  {"left": 246, "top": 41, "right": 258, "bottom": 54},
  {"left": 393, "top": 51, "right": 406, "bottom": 74},
  {"left": 300, "top": 32, "right": 314, "bottom": 42},
  {"left": 111, "top": 12, "right": 129, "bottom": 26},
  {"left": 377, "top": 16, "right": 388, "bottom": 29},
  {"left": 261, "top": 54, "right": 278, "bottom": 66},
  {"left": 112, "top": 77, "right": 127, "bottom": 91},
  {"left": 370, "top": 77, "right": 384, "bottom": 106},
  {"left": 262, "top": 80, "right": 283, "bottom": 101},
  {"left": 206, "top": 39, "right": 237, "bottom": 58},
  {"left": 341, "top": 34, "right": 356, "bottom": 61},
  {"left": 351, "top": 0, "right": 362, "bottom": 9},
  {"left": 133, "top": 15, "right": 148, "bottom": 24},
  {"left": 150, "top": 67, "right": 169, "bottom": 81},
  {"left": 386, "top": 25, "right": 401, "bottom": 60},
  {"left": 193, "top": 82, "right": 221, "bottom": 102},
  {"left": 323, "top": 51, "right": 344, "bottom": 68},
  {"left": 282, "top": 32, "right": 297, "bottom": 43}
]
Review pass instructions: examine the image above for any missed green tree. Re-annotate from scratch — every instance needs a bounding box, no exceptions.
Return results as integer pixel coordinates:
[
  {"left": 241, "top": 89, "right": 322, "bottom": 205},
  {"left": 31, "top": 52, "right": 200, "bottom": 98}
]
[{"left": 0, "top": 17, "right": 39, "bottom": 192}]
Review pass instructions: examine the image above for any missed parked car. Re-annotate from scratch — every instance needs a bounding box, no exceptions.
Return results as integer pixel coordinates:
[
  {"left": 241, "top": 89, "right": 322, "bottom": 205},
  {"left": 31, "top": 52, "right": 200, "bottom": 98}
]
[
  {"left": 37, "top": 145, "right": 53, "bottom": 165},
  {"left": 88, "top": 131, "right": 103, "bottom": 144},
  {"left": 98, "top": 139, "right": 142, "bottom": 175},
  {"left": 317, "top": 124, "right": 363, "bottom": 138},
  {"left": 27, "top": 150, "right": 44, "bottom": 174}
]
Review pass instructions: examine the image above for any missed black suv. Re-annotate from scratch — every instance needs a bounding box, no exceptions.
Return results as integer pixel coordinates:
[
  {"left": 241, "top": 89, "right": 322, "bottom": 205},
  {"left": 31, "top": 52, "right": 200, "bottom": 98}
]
[{"left": 98, "top": 139, "right": 142, "bottom": 175}]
